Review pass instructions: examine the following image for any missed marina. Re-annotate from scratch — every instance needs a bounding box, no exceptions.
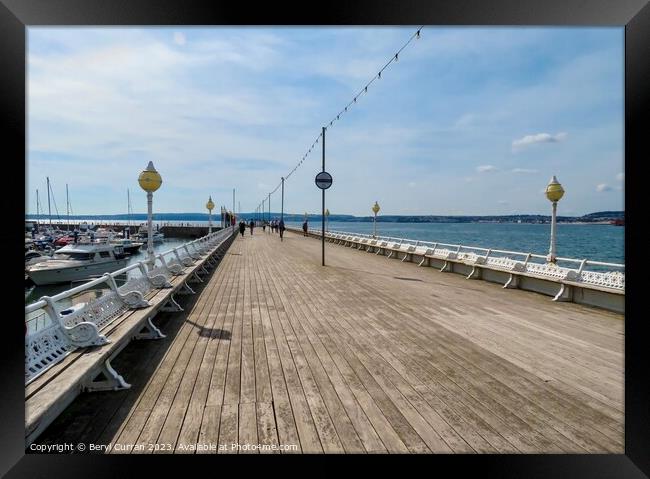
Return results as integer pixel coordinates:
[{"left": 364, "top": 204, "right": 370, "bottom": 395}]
[
  {"left": 28, "top": 229, "right": 623, "bottom": 453},
  {"left": 25, "top": 236, "right": 206, "bottom": 304}
]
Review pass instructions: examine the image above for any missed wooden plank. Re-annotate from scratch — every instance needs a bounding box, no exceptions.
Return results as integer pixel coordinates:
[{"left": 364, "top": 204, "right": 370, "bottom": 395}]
[
  {"left": 205, "top": 244, "right": 243, "bottom": 407},
  {"left": 173, "top": 256, "right": 238, "bottom": 452},
  {"left": 218, "top": 403, "right": 238, "bottom": 454},
  {"left": 275, "top": 254, "right": 455, "bottom": 453},
  {"left": 303, "top": 266, "right": 573, "bottom": 452},
  {"left": 257, "top": 250, "right": 381, "bottom": 453},
  {"left": 256, "top": 402, "right": 280, "bottom": 454},
  {"left": 110, "top": 244, "right": 237, "bottom": 450},
  {"left": 252, "top": 244, "right": 323, "bottom": 453},
  {"left": 238, "top": 402, "right": 259, "bottom": 454},
  {"left": 247, "top": 240, "right": 302, "bottom": 452},
  {"left": 240, "top": 250, "right": 257, "bottom": 404},
  {"left": 196, "top": 405, "right": 221, "bottom": 454},
  {"left": 155, "top": 242, "right": 240, "bottom": 452},
  {"left": 222, "top": 244, "right": 244, "bottom": 405}
]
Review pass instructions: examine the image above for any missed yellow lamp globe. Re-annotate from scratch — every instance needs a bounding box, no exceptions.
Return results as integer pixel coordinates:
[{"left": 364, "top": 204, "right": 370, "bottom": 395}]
[
  {"left": 138, "top": 161, "right": 162, "bottom": 193},
  {"left": 206, "top": 196, "right": 215, "bottom": 211},
  {"left": 372, "top": 201, "right": 381, "bottom": 214},
  {"left": 545, "top": 176, "right": 565, "bottom": 202}
]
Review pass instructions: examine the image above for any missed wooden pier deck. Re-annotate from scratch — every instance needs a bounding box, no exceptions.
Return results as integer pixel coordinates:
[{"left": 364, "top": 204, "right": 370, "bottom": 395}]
[{"left": 32, "top": 230, "right": 624, "bottom": 453}]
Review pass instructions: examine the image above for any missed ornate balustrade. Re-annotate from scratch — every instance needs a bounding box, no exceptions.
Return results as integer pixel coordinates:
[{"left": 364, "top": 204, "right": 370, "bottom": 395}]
[{"left": 310, "top": 228, "right": 625, "bottom": 294}]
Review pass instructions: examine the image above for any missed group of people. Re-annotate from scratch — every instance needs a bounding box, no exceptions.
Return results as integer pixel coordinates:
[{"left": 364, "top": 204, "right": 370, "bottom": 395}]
[
  {"left": 238, "top": 218, "right": 286, "bottom": 240},
  {"left": 268, "top": 219, "right": 284, "bottom": 234}
]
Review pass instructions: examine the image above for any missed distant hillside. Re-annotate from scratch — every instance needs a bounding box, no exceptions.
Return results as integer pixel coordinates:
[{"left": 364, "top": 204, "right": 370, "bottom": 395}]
[
  {"left": 26, "top": 211, "right": 623, "bottom": 224},
  {"left": 580, "top": 211, "right": 624, "bottom": 220}
]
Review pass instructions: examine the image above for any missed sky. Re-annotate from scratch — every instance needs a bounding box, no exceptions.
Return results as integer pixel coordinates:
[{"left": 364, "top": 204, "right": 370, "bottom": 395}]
[{"left": 26, "top": 27, "right": 624, "bottom": 217}]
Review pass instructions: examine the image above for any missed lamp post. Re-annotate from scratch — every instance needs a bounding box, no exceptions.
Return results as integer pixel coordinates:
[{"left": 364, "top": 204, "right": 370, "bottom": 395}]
[
  {"left": 325, "top": 208, "right": 330, "bottom": 233},
  {"left": 545, "top": 176, "right": 564, "bottom": 263},
  {"left": 138, "top": 161, "right": 162, "bottom": 269},
  {"left": 206, "top": 195, "right": 214, "bottom": 234},
  {"left": 372, "top": 201, "right": 380, "bottom": 238}
]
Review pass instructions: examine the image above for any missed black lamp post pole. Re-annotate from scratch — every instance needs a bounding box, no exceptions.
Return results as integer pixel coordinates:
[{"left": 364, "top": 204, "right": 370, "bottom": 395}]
[{"left": 321, "top": 126, "right": 326, "bottom": 267}]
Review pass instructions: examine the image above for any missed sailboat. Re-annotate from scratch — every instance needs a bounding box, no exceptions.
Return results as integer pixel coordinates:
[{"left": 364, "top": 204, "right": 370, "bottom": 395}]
[
  {"left": 109, "top": 188, "right": 144, "bottom": 254},
  {"left": 52, "top": 183, "right": 77, "bottom": 246}
]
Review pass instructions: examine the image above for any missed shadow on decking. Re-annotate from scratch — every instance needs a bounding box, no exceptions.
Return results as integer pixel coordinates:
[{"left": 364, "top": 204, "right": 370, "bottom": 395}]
[{"left": 185, "top": 318, "right": 231, "bottom": 339}]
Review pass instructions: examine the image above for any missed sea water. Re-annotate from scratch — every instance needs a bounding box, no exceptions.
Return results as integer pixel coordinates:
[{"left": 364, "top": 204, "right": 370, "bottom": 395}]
[{"left": 287, "top": 221, "right": 625, "bottom": 264}]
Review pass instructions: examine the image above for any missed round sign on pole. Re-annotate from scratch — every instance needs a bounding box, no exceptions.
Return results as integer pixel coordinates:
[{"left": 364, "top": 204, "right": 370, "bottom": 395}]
[{"left": 315, "top": 171, "right": 333, "bottom": 190}]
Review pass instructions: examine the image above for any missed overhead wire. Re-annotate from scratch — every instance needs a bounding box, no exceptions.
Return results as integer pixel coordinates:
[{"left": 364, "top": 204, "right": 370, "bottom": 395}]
[{"left": 255, "top": 26, "right": 424, "bottom": 213}]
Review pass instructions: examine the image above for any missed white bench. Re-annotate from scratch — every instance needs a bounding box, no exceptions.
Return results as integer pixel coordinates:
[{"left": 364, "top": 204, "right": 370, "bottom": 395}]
[{"left": 25, "top": 229, "right": 236, "bottom": 447}]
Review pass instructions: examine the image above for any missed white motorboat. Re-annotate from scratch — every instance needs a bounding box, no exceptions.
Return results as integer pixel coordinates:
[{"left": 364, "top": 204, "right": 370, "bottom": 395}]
[
  {"left": 94, "top": 227, "right": 117, "bottom": 241},
  {"left": 25, "top": 243, "right": 128, "bottom": 286},
  {"left": 25, "top": 250, "right": 52, "bottom": 266},
  {"left": 136, "top": 228, "right": 164, "bottom": 243},
  {"left": 110, "top": 238, "right": 144, "bottom": 254}
]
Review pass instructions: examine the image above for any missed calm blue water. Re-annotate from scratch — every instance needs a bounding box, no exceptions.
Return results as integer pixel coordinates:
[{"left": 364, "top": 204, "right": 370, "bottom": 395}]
[{"left": 288, "top": 221, "right": 624, "bottom": 264}]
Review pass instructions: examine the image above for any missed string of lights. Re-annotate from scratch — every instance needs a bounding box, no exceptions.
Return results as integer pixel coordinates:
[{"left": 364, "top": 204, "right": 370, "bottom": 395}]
[{"left": 255, "top": 26, "right": 425, "bottom": 217}]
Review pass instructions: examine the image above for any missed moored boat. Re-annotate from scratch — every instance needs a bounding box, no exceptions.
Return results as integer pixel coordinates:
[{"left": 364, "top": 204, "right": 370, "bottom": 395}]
[
  {"left": 135, "top": 228, "right": 164, "bottom": 243},
  {"left": 25, "top": 243, "right": 128, "bottom": 286},
  {"left": 25, "top": 250, "right": 52, "bottom": 266},
  {"left": 53, "top": 235, "right": 75, "bottom": 247},
  {"left": 110, "top": 238, "right": 144, "bottom": 254}
]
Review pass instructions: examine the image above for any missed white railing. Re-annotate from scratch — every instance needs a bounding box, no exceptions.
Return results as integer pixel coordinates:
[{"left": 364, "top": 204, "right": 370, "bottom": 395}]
[
  {"left": 309, "top": 228, "right": 625, "bottom": 291},
  {"left": 25, "top": 227, "right": 235, "bottom": 384}
]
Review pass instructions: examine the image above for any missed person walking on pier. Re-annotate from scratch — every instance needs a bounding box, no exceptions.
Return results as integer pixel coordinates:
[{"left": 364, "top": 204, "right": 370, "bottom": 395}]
[
  {"left": 302, "top": 220, "right": 308, "bottom": 237},
  {"left": 249, "top": 220, "right": 255, "bottom": 235},
  {"left": 279, "top": 219, "right": 285, "bottom": 241},
  {"left": 238, "top": 220, "right": 246, "bottom": 237},
  {"left": 262, "top": 221, "right": 266, "bottom": 233}
]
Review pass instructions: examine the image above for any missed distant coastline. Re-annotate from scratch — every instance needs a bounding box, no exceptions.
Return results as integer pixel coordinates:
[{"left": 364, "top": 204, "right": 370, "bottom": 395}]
[{"left": 25, "top": 210, "right": 624, "bottom": 225}]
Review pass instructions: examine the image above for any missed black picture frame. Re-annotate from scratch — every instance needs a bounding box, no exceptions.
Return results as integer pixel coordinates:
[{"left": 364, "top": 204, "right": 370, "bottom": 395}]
[{"left": 2, "top": 0, "right": 648, "bottom": 476}]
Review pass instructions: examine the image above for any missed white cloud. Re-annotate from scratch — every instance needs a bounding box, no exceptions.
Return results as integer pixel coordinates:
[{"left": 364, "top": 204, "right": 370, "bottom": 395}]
[
  {"left": 408, "top": 181, "right": 416, "bottom": 188},
  {"left": 512, "top": 132, "right": 568, "bottom": 152},
  {"left": 616, "top": 172, "right": 624, "bottom": 181},
  {"left": 511, "top": 168, "right": 539, "bottom": 174},
  {"left": 476, "top": 165, "right": 498, "bottom": 173},
  {"left": 173, "top": 32, "right": 186, "bottom": 46},
  {"left": 596, "top": 183, "right": 612, "bottom": 192},
  {"left": 497, "top": 200, "right": 509, "bottom": 205}
]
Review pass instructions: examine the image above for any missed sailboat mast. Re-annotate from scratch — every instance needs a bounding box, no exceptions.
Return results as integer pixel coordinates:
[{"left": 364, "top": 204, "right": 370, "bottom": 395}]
[
  {"left": 127, "top": 188, "right": 131, "bottom": 234},
  {"left": 66, "top": 183, "right": 70, "bottom": 232},
  {"left": 46, "top": 177, "right": 52, "bottom": 228},
  {"left": 36, "top": 189, "right": 40, "bottom": 227}
]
